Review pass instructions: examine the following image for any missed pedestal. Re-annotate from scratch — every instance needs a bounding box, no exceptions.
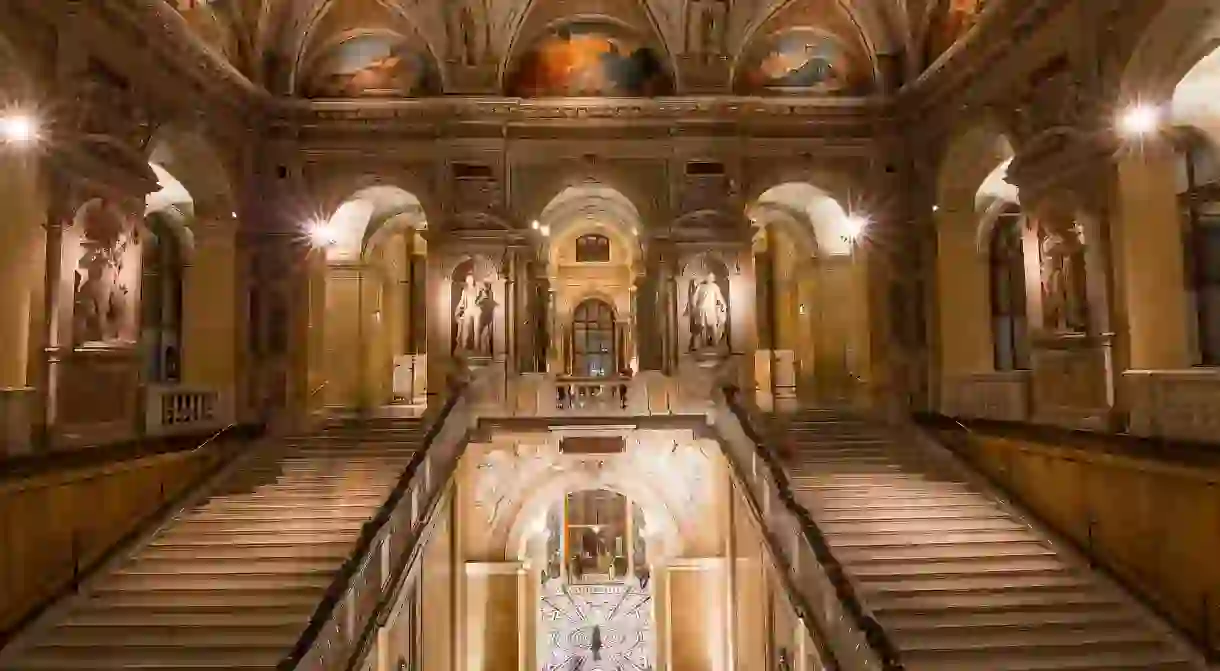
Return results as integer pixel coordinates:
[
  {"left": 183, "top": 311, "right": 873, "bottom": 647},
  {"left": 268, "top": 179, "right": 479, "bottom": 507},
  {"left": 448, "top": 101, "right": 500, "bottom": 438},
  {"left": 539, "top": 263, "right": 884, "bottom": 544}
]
[{"left": 0, "top": 387, "right": 33, "bottom": 456}]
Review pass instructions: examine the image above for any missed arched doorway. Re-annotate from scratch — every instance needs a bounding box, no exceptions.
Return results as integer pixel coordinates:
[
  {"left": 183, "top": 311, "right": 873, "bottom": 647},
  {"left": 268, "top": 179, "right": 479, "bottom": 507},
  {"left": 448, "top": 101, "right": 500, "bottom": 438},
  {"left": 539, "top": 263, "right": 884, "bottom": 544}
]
[
  {"left": 750, "top": 181, "right": 866, "bottom": 406},
  {"left": 536, "top": 488, "right": 655, "bottom": 671},
  {"left": 309, "top": 185, "right": 429, "bottom": 411}
]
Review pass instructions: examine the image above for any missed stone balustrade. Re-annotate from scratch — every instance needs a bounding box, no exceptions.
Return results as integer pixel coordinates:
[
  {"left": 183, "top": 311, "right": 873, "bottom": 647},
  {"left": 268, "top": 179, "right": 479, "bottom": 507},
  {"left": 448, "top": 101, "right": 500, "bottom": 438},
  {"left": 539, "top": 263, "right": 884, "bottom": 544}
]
[
  {"left": 507, "top": 372, "right": 687, "bottom": 417},
  {"left": 1125, "top": 369, "right": 1220, "bottom": 444},
  {"left": 0, "top": 387, "right": 34, "bottom": 457},
  {"left": 941, "top": 371, "right": 1032, "bottom": 422},
  {"left": 144, "top": 384, "right": 234, "bottom": 437}
]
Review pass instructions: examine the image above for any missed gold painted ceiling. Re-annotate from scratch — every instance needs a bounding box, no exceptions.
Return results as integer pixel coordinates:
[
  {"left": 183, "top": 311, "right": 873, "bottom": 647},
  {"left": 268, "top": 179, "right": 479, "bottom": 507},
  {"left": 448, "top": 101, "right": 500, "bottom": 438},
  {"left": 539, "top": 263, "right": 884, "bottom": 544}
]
[{"left": 170, "top": 0, "right": 991, "bottom": 97}]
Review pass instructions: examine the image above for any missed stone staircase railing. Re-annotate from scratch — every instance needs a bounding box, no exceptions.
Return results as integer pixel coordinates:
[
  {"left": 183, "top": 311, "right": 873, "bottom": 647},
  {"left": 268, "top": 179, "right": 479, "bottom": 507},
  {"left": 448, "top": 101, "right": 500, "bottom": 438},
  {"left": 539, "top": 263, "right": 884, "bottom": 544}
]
[
  {"left": 711, "top": 386, "right": 903, "bottom": 671},
  {"left": 278, "top": 386, "right": 474, "bottom": 671}
]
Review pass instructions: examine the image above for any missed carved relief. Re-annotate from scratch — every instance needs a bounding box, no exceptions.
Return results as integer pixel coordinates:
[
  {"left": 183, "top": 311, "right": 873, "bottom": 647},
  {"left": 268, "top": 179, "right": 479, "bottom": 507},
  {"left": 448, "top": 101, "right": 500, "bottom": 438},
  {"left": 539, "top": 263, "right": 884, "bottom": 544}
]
[
  {"left": 473, "top": 444, "right": 558, "bottom": 524},
  {"left": 69, "top": 199, "right": 142, "bottom": 346}
]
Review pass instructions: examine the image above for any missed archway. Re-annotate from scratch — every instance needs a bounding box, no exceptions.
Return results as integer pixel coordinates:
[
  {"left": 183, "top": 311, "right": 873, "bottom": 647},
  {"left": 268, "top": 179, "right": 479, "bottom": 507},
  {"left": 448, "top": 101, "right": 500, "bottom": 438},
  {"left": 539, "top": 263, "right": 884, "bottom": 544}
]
[
  {"left": 537, "top": 185, "right": 643, "bottom": 376},
  {"left": 1114, "top": 15, "right": 1220, "bottom": 372},
  {"left": 311, "top": 185, "right": 428, "bottom": 411},
  {"left": 749, "top": 182, "right": 865, "bottom": 406},
  {"left": 141, "top": 129, "right": 241, "bottom": 426},
  {"left": 931, "top": 124, "right": 1029, "bottom": 415},
  {"left": 142, "top": 163, "right": 194, "bottom": 384}
]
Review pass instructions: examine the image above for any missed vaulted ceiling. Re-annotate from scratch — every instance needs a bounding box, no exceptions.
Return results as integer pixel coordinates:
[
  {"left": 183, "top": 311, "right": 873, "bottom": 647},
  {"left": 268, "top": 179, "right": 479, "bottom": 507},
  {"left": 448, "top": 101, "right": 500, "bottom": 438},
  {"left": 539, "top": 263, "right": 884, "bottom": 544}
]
[{"left": 172, "top": 0, "right": 992, "bottom": 97}]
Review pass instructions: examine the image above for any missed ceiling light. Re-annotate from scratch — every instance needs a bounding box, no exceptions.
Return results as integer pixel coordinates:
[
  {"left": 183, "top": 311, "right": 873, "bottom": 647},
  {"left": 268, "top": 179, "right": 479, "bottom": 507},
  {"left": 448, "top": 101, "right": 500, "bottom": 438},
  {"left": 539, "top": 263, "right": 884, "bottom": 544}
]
[
  {"left": 1118, "top": 104, "right": 1162, "bottom": 137},
  {"left": 0, "top": 113, "right": 38, "bottom": 146},
  {"left": 531, "top": 220, "right": 540, "bottom": 230}
]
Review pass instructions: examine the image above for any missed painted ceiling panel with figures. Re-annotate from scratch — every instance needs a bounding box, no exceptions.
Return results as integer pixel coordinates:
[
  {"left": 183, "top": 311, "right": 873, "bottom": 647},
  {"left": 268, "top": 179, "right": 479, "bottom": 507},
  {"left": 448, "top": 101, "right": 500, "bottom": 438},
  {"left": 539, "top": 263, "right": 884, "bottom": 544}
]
[{"left": 167, "top": 0, "right": 996, "bottom": 96}]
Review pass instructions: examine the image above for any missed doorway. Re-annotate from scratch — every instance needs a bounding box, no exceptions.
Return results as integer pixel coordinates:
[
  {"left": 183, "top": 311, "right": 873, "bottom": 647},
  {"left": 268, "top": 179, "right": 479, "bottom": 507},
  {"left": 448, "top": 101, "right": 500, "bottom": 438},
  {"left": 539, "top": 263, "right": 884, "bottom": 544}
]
[{"left": 537, "top": 489, "right": 655, "bottom": 670}]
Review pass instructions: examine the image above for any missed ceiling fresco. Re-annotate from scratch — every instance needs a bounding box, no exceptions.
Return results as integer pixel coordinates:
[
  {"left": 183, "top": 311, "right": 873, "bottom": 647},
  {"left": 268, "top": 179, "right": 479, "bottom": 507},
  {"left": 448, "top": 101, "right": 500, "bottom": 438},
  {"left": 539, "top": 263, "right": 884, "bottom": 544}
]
[
  {"left": 925, "top": 0, "right": 989, "bottom": 66},
  {"left": 165, "top": 0, "right": 981, "bottom": 97},
  {"left": 735, "top": 29, "right": 861, "bottom": 95},
  {"left": 301, "top": 35, "right": 440, "bottom": 98},
  {"left": 507, "top": 23, "right": 672, "bottom": 97}
]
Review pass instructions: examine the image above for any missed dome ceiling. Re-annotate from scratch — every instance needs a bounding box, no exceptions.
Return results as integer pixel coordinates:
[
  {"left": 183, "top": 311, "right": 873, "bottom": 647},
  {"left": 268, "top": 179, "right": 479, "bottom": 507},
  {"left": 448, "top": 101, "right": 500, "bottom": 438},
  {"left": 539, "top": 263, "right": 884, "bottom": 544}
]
[{"left": 170, "top": 0, "right": 991, "bottom": 97}]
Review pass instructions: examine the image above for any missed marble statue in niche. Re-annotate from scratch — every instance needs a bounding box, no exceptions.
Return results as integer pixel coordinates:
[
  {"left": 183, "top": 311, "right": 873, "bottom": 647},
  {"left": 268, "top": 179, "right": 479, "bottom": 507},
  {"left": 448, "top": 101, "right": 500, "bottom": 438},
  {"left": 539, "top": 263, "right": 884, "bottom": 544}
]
[
  {"left": 1039, "top": 222, "right": 1088, "bottom": 333},
  {"left": 72, "top": 199, "right": 139, "bottom": 345},
  {"left": 452, "top": 260, "right": 496, "bottom": 356},
  {"left": 686, "top": 271, "right": 729, "bottom": 351}
]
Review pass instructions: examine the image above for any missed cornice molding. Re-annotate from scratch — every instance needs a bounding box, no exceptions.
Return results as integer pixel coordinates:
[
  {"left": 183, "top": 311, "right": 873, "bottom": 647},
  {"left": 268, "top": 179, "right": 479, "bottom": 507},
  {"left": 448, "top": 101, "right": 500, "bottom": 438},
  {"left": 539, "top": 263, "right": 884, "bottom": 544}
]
[{"left": 268, "top": 95, "right": 898, "bottom": 140}]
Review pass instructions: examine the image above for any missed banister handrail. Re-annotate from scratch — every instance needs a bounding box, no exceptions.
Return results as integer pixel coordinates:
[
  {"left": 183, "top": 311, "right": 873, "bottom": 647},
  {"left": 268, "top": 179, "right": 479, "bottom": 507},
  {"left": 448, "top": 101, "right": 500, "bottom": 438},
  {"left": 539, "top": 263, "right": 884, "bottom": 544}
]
[
  {"left": 720, "top": 385, "right": 905, "bottom": 670},
  {"left": 276, "top": 384, "right": 467, "bottom": 671}
]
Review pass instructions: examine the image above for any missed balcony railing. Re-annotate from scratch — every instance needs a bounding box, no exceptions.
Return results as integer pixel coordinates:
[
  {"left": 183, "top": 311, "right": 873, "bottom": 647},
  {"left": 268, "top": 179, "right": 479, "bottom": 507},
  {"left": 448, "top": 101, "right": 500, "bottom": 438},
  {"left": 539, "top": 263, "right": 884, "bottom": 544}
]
[{"left": 507, "top": 372, "right": 683, "bottom": 417}]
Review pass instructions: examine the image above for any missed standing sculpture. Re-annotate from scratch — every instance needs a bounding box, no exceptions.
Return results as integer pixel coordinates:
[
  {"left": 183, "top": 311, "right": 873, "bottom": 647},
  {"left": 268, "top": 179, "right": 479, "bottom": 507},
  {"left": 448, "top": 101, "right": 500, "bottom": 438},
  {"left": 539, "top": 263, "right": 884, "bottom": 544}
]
[
  {"left": 686, "top": 272, "right": 728, "bottom": 351},
  {"left": 454, "top": 272, "right": 494, "bottom": 355},
  {"left": 1040, "top": 223, "right": 1087, "bottom": 333},
  {"left": 72, "top": 200, "right": 136, "bottom": 344}
]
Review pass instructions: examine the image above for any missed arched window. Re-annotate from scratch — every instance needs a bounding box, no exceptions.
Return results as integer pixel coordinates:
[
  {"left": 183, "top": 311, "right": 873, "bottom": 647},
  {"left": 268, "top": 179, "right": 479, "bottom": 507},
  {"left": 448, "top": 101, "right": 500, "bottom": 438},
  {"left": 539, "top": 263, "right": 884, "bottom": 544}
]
[
  {"left": 1180, "top": 137, "right": 1220, "bottom": 365},
  {"left": 572, "top": 299, "right": 615, "bottom": 377},
  {"left": 141, "top": 215, "right": 185, "bottom": 382},
  {"left": 989, "top": 206, "right": 1030, "bottom": 371},
  {"left": 575, "top": 234, "right": 611, "bottom": 263}
]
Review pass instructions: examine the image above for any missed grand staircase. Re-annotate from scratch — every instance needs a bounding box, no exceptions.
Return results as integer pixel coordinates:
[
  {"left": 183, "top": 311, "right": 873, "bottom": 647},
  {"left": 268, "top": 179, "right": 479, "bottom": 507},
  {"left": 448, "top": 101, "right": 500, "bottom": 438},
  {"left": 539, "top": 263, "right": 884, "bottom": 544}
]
[
  {"left": 0, "top": 417, "right": 427, "bottom": 671},
  {"left": 768, "top": 410, "right": 1207, "bottom": 671}
]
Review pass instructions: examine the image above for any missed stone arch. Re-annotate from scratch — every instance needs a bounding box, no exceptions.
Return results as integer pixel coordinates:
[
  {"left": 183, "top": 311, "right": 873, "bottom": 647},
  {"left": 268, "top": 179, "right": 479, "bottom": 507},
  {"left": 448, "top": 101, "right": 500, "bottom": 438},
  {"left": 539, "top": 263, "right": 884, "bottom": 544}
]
[
  {"left": 752, "top": 182, "right": 859, "bottom": 257},
  {"left": 318, "top": 185, "right": 427, "bottom": 263},
  {"left": 539, "top": 184, "right": 643, "bottom": 272},
  {"left": 929, "top": 122, "right": 1029, "bottom": 413},
  {"left": 503, "top": 474, "right": 684, "bottom": 564},
  {"left": 147, "top": 125, "right": 236, "bottom": 218},
  {"left": 1120, "top": 0, "right": 1220, "bottom": 104}
]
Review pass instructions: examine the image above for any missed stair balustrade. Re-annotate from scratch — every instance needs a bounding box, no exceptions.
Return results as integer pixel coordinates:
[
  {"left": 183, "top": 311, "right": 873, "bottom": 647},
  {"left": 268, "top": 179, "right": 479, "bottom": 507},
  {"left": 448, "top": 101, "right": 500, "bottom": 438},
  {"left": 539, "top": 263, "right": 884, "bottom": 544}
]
[
  {"left": 711, "top": 386, "right": 904, "bottom": 671},
  {"left": 278, "top": 387, "right": 474, "bottom": 671}
]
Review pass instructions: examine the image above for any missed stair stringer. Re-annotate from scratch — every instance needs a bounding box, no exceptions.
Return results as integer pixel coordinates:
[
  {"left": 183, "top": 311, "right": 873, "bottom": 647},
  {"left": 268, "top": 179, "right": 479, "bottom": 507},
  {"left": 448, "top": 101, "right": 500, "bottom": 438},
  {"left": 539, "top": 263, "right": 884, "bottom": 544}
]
[
  {"left": 893, "top": 422, "right": 1211, "bottom": 668},
  {"left": 0, "top": 434, "right": 285, "bottom": 664}
]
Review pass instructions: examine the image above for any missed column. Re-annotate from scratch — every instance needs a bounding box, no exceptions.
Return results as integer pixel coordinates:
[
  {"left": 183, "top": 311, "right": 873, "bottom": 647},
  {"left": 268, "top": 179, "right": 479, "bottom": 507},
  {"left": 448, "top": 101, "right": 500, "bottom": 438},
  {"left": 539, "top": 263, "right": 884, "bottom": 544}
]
[
  {"left": 181, "top": 215, "right": 239, "bottom": 422},
  {"left": 0, "top": 152, "right": 45, "bottom": 454},
  {"left": 322, "top": 262, "right": 368, "bottom": 409},
  {"left": 1114, "top": 148, "right": 1192, "bottom": 369}
]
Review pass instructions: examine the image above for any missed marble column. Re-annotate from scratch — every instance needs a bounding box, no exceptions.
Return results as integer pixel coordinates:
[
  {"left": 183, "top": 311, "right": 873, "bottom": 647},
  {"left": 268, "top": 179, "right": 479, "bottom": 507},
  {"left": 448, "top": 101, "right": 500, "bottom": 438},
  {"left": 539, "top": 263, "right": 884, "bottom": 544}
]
[
  {"left": 181, "top": 215, "right": 239, "bottom": 423},
  {"left": 0, "top": 152, "right": 44, "bottom": 454}
]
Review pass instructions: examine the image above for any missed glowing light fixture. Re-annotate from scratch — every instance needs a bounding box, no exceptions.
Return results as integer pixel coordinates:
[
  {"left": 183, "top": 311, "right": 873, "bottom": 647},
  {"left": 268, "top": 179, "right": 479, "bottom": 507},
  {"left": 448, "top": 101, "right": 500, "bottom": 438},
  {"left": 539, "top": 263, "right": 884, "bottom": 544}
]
[
  {"left": 1118, "top": 104, "right": 1162, "bottom": 137},
  {"left": 0, "top": 113, "right": 38, "bottom": 146},
  {"left": 308, "top": 220, "right": 337, "bottom": 248},
  {"left": 540, "top": 224, "right": 551, "bottom": 237},
  {"left": 531, "top": 220, "right": 540, "bottom": 230},
  {"left": 844, "top": 214, "right": 869, "bottom": 241},
  {"left": 932, "top": 204, "right": 940, "bottom": 212}
]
